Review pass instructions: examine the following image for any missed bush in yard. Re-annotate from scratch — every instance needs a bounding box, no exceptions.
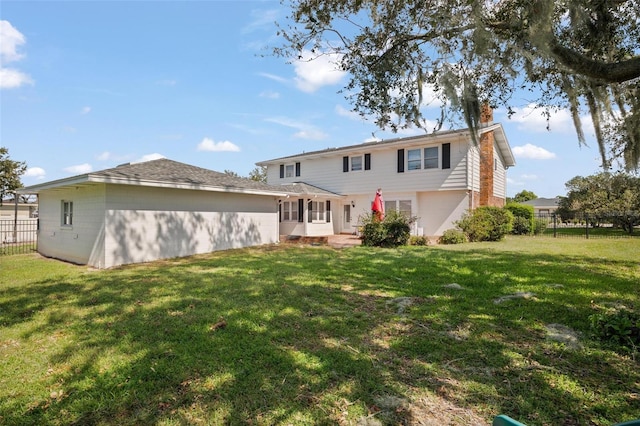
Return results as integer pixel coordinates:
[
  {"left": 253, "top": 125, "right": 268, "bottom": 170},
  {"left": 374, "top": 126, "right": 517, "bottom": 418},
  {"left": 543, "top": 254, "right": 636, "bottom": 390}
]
[
  {"left": 512, "top": 216, "right": 532, "bottom": 235},
  {"left": 590, "top": 309, "right": 640, "bottom": 353},
  {"left": 505, "top": 202, "right": 534, "bottom": 235},
  {"left": 360, "top": 210, "right": 414, "bottom": 247},
  {"left": 409, "top": 235, "right": 428, "bottom": 246},
  {"left": 457, "top": 206, "right": 513, "bottom": 242},
  {"left": 439, "top": 229, "right": 467, "bottom": 244},
  {"left": 533, "top": 218, "right": 548, "bottom": 235}
]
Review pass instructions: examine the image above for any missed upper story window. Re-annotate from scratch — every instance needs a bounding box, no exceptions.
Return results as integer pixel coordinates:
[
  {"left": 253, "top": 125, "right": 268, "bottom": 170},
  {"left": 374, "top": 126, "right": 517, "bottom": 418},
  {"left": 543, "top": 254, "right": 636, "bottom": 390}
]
[
  {"left": 351, "top": 156, "right": 362, "bottom": 171},
  {"left": 343, "top": 153, "right": 371, "bottom": 172},
  {"left": 280, "top": 162, "right": 301, "bottom": 179},
  {"left": 407, "top": 147, "right": 438, "bottom": 170},
  {"left": 398, "top": 144, "right": 449, "bottom": 173},
  {"left": 62, "top": 200, "right": 73, "bottom": 226},
  {"left": 285, "top": 164, "right": 294, "bottom": 178},
  {"left": 424, "top": 147, "right": 438, "bottom": 169},
  {"left": 408, "top": 149, "right": 422, "bottom": 170}
]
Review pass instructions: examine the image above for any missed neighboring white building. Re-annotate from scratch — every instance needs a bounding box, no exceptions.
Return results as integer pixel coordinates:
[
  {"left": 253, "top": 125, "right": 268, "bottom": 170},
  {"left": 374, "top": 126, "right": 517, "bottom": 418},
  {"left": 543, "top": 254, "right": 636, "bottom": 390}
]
[
  {"left": 520, "top": 198, "right": 560, "bottom": 215},
  {"left": 258, "top": 110, "right": 515, "bottom": 238}
]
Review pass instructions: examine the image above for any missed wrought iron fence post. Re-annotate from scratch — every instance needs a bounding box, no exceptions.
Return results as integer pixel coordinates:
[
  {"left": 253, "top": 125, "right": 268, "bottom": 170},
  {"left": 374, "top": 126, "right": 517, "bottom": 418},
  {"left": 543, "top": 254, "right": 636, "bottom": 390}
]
[
  {"left": 585, "top": 213, "right": 589, "bottom": 239},
  {"left": 553, "top": 213, "right": 557, "bottom": 238}
]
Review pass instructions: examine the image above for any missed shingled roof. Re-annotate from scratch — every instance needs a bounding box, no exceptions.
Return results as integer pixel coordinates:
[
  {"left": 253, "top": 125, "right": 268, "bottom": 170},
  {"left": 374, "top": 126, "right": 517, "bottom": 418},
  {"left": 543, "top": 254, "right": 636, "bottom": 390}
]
[{"left": 21, "top": 159, "right": 292, "bottom": 196}]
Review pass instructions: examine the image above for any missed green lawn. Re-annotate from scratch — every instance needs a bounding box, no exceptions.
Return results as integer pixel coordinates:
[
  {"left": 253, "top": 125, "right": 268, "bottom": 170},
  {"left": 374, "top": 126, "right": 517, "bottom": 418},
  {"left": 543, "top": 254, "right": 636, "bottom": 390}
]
[{"left": 1, "top": 237, "right": 639, "bottom": 425}]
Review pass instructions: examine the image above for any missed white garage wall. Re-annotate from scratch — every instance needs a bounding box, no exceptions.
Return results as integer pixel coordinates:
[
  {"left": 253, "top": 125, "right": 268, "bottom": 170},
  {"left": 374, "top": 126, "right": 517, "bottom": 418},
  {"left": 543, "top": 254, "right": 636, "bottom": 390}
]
[
  {"left": 102, "top": 185, "right": 279, "bottom": 268},
  {"left": 36, "top": 184, "right": 107, "bottom": 266}
]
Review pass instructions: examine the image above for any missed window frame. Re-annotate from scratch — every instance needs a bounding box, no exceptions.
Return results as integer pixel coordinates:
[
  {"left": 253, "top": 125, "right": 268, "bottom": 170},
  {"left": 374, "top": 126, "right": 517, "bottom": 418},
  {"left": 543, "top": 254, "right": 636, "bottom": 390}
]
[
  {"left": 61, "top": 200, "right": 73, "bottom": 226},
  {"left": 351, "top": 155, "right": 363, "bottom": 171},
  {"left": 407, "top": 149, "right": 422, "bottom": 170},
  {"left": 424, "top": 146, "right": 439, "bottom": 169},
  {"left": 282, "top": 200, "right": 299, "bottom": 222}
]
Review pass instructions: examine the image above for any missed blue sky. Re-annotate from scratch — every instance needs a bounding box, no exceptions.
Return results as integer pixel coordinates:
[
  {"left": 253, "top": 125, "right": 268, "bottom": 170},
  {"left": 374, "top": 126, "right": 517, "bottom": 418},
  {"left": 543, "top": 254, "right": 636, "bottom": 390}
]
[{"left": 1, "top": 1, "right": 606, "bottom": 198}]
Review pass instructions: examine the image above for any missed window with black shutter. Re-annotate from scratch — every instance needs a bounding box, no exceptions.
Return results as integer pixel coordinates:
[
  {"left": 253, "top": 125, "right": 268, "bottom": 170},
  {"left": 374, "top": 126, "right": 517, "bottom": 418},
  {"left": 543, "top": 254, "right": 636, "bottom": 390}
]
[
  {"left": 442, "top": 143, "right": 451, "bottom": 169},
  {"left": 298, "top": 199, "right": 304, "bottom": 222}
]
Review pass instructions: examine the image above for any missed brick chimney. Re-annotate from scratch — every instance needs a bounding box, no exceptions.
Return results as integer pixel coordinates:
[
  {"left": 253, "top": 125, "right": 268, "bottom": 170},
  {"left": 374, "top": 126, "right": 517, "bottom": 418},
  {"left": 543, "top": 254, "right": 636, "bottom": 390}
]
[{"left": 479, "top": 103, "right": 495, "bottom": 207}]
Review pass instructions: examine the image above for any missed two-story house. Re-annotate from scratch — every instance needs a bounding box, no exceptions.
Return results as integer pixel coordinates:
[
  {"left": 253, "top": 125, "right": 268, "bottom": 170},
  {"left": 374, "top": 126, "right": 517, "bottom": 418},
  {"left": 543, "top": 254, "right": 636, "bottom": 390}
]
[
  {"left": 257, "top": 108, "right": 515, "bottom": 239},
  {"left": 19, "top": 109, "right": 514, "bottom": 268}
]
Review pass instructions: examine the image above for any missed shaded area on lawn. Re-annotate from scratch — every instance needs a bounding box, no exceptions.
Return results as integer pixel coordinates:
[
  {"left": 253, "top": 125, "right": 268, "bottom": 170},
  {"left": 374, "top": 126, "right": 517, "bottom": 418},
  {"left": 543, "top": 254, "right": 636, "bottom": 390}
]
[{"left": 1, "top": 242, "right": 639, "bottom": 425}]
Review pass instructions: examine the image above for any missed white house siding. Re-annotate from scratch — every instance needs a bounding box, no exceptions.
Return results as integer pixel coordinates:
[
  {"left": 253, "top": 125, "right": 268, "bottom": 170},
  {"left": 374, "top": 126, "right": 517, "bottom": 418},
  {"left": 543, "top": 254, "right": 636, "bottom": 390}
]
[
  {"left": 37, "top": 184, "right": 107, "bottom": 266},
  {"left": 268, "top": 137, "right": 470, "bottom": 197},
  {"left": 493, "top": 143, "right": 507, "bottom": 199},
  {"left": 466, "top": 145, "right": 481, "bottom": 194},
  {"left": 416, "top": 190, "right": 469, "bottom": 237},
  {"left": 102, "top": 185, "right": 278, "bottom": 268}
]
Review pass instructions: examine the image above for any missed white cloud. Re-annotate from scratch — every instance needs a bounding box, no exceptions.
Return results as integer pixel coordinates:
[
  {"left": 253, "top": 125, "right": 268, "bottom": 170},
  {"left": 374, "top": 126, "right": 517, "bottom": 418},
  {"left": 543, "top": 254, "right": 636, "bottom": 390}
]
[
  {"left": 96, "top": 151, "right": 111, "bottom": 161},
  {"left": 0, "top": 68, "right": 33, "bottom": 89},
  {"left": 64, "top": 163, "right": 93, "bottom": 174},
  {"left": 242, "top": 9, "right": 279, "bottom": 34},
  {"left": 293, "top": 49, "right": 347, "bottom": 93},
  {"left": 197, "top": 138, "right": 241, "bottom": 152},
  {"left": 24, "top": 167, "right": 46, "bottom": 179},
  {"left": 335, "top": 104, "right": 362, "bottom": 121},
  {"left": 0, "top": 20, "right": 26, "bottom": 63},
  {"left": 259, "top": 90, "right": 280, "bottom": 99},
  {"left": 258, "top": 72, "right": 288, "bottom": 85},
  {"left": 156, "top": 79, "right": 177, "bottom": 86},
  {"left": 135, "top": 153, "right": 165, "bottom": 163},
  {"left": 512, "top": 143, "right": 557, "bottom": 160},
  {"left": 265, "top": 116, "right": 328, "bottom": 140},
  {"left": 81, "top": 106, "right": 91, "bottom": 115},
  {"left": 0, "top": 21, "right": 33, "bottom": 89},
  {"left": 507, "top": 104, "right": 575, "bottom": 133},
  {"left": 520, "top": 174, "right": 539, "bottom": 180}
]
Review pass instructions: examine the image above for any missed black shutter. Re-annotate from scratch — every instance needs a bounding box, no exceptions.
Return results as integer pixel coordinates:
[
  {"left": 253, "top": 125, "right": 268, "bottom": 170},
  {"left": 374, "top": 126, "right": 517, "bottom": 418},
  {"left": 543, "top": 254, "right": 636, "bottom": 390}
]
[
  {"left": 279, "top": 164, "right": 284, "bottom": 178},
  {"left": 298, "top": 199, "right": 304, "bottom": 222},
  {"left": 397, "top": 149, "right": 405, "bottom": 173},
  {"left": 295, "top": 162, "right": 301, "bottom": 177},
  {"left": 364, "top": 153, "right": 371, "bottom": 170},
  {"left": 343, "top": 156, "right": 349, "bottom": 172},
  {"left": 326, "top": 200, "right": 331, "bottom": 223},
  {"left": 442, "top": 143, "right": 451, "bottom": 169},
  {"left": 278, "top": 203, "right": 282, "bottom": 222},
  {"left": 308, "top": 200, "right": 312, "bottom": 222}
]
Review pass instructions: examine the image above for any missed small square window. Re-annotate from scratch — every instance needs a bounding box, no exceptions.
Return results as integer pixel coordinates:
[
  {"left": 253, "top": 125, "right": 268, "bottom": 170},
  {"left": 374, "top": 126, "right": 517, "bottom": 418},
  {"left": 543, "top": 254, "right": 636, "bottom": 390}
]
[
  {"left": 424, "top": 147, "right": 438, "bottom": 169},
  {"left": 351, "top": 156, "right": 363, "bottom": 171},
  {"left": 285, "top": 165, "right": 294, "bottom": 178}
]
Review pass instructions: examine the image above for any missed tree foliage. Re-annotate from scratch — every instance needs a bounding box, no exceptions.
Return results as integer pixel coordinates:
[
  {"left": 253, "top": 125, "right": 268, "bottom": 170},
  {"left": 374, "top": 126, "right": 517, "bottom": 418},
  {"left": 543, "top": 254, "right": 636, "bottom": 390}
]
[
  {"left": 512, "top": 190, "right": 537, "bottom": 203},
  {"left": 248, "top": 166, "right": 267, "bottom": 182},
  {"left": 276, "top": 0, "right": 640, "bottom": 170},
  {"left": 0, "top": 147, "right": 27, "bottom": 205},
  {"left": 558, "top": 172, "right": 640, "bottom": 233}
]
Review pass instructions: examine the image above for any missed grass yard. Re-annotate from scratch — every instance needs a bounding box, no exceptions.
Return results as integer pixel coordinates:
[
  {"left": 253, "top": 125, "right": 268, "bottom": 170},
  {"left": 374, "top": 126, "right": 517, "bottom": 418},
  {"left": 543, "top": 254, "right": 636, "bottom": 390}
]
[{"left": 1, "top": 237, "right": 639, "bottom": 425}]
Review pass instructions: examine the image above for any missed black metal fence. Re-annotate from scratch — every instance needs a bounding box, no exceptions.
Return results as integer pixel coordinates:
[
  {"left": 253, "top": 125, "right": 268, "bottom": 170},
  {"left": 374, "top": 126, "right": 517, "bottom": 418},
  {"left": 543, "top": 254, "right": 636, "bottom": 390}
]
[
  {"left": 0, "top": 219, "right": 38, "bottom": 255},
  {"left": 535, "top": 212, "right": 640, "bottom": 238}
]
